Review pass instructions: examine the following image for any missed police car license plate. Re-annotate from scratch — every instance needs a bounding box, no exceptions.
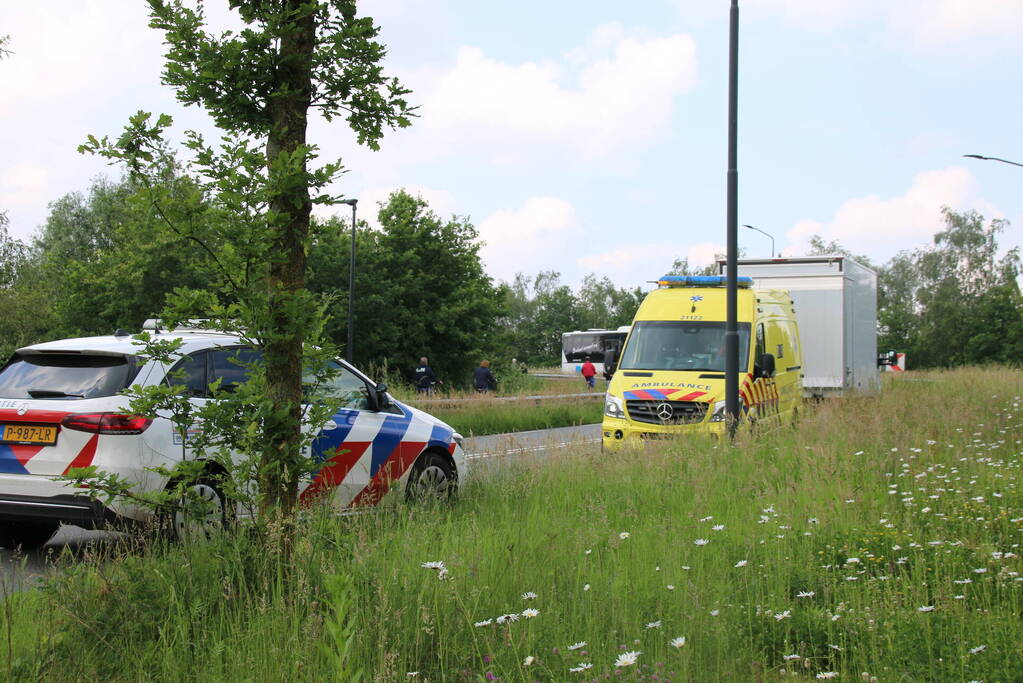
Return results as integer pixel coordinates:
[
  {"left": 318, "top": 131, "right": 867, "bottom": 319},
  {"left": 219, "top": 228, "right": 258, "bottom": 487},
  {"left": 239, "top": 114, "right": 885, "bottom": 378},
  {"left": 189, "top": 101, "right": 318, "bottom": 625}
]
[{"left": 0, "top": 424, "right": 58, "bottom": 446}]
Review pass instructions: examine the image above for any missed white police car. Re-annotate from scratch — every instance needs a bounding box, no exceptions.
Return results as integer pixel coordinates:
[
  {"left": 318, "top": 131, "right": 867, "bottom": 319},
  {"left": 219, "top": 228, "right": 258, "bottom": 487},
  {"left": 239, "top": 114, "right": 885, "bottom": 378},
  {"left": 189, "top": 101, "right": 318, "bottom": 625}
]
[{"left": 0, "top": 325, "right": 466, "bottom": 548}]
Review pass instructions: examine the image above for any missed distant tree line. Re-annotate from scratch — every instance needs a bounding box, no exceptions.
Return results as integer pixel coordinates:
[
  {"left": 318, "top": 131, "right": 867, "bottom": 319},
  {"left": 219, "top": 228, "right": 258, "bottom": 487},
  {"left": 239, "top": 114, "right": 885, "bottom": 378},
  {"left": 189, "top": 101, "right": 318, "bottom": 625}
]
[{"left": 0, "top": 173, "right": 1018, "bottom": 378}]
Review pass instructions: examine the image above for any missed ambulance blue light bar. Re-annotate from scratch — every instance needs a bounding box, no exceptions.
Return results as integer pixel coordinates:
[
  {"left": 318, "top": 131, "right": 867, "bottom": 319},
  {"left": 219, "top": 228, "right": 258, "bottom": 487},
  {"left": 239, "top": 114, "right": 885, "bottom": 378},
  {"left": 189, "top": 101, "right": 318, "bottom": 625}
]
[{"left": 657, "top": 275, "right": 753, "bottom": 288}]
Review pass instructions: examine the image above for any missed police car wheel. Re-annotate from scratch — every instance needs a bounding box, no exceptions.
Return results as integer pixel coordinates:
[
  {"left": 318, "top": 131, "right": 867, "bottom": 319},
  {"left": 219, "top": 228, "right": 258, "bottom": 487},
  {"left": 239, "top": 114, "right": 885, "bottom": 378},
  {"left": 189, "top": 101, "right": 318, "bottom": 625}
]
[
  {"left": 0, "top": 521, "right": 60, "bottom": 550},
  {"left": 406, "top": 451, "right": 456, "bottom": 502},
  {"left": 168, "top": 479, "right": 228, "bottom": 542}
]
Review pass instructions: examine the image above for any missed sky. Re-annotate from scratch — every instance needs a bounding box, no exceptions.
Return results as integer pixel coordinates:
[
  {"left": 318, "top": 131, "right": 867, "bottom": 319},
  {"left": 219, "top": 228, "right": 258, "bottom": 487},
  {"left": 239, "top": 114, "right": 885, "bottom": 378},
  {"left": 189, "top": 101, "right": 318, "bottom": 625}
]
[{"left": 2, "top": 1, "right": 1022, "bottom": 291}]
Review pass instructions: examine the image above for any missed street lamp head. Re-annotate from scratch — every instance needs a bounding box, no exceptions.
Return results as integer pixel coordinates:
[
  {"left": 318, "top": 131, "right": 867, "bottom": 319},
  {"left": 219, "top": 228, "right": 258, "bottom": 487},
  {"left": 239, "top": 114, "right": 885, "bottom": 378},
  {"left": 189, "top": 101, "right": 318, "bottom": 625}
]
[
  {"left": 963, "top": 154, "right": 986, "bottom": 160},
  {"left": 340, "top": 198, "right": 358, "bottom": 206}
]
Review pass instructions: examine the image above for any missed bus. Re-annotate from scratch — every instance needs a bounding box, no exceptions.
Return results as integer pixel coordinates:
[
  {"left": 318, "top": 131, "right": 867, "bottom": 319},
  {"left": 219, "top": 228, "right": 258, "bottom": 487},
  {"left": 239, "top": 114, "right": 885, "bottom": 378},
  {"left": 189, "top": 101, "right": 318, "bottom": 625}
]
[{"left": 561, "top": 327, "right": 630, "bottom": 376}]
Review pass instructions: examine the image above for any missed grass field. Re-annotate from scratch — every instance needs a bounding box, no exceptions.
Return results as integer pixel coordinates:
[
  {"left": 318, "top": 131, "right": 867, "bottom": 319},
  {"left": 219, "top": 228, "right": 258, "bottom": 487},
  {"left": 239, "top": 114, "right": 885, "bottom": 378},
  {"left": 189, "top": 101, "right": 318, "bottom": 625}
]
[{"left": 3, "top": 367, "right": 1021, "bottom": 681}]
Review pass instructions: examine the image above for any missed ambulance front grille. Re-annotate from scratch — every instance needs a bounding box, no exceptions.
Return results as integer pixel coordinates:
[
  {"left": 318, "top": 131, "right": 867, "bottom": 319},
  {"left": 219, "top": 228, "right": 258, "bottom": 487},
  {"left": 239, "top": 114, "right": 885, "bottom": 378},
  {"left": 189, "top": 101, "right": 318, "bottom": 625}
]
[{"left": 626, "top": 400, "right": 708, "bottom": 425}]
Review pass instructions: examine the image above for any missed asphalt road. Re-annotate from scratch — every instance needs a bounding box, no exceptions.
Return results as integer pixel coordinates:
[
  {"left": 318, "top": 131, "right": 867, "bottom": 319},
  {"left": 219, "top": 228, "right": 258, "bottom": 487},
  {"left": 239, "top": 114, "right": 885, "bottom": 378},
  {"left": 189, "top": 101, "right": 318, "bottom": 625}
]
[{"left": 0, "top": 423, "right": 603, "bottom": 592}]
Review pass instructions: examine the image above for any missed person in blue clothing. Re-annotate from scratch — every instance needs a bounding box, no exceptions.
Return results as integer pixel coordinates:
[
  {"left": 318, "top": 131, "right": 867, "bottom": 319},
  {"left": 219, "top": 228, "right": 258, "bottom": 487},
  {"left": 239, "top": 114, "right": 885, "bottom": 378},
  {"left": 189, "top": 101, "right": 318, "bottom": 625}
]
[
  {"left": 473, "top": 360, "right": 497, "bottom": 393},
  {"left": 414, "top": 356, "right": 440, "bottom": 394}
]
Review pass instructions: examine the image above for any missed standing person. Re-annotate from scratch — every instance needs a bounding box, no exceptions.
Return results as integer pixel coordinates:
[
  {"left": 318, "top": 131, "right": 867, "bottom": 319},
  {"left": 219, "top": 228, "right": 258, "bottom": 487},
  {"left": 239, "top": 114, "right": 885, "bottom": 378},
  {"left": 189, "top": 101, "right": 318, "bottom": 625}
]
[
  {"left": 473, "top": 360, "right": 497, "bottom": 393},
  {"left": 580, "top": 356, "right": 597, "bottom": 390},
  {"left": 414, "top": 356, "right": 439, "bottom": 395}
]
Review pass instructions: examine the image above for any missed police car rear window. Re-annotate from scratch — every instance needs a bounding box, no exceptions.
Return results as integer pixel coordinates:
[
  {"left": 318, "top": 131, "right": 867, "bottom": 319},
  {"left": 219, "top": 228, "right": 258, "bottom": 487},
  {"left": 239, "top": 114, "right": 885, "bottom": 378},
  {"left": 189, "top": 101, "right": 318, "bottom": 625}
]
[{"left": 0, "top": 353, "right": 138, "bottom": 400}]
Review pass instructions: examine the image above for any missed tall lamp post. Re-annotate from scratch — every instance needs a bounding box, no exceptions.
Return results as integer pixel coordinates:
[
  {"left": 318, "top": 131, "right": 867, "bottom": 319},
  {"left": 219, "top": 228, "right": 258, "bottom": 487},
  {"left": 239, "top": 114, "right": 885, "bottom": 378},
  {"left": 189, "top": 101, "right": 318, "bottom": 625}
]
[
  {"left": 963, "top": 154, "right": 1023, "bottom": 168},
  {"left": 340, "top": 198, "right": 358, "bottom": 363},
  {"left": 724, "top": 0, "right": 740, "bottom": 437},
  {"left": 742, "top": 224, "right": 776, "bottom": 257}
]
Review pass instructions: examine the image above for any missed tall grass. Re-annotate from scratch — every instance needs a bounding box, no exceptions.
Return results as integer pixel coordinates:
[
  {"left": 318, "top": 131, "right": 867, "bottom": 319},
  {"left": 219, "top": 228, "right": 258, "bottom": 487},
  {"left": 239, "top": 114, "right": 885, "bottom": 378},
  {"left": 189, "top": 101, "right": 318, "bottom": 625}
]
[{"left": 4, "top": 367, "right": 1022, "bottom": 681}]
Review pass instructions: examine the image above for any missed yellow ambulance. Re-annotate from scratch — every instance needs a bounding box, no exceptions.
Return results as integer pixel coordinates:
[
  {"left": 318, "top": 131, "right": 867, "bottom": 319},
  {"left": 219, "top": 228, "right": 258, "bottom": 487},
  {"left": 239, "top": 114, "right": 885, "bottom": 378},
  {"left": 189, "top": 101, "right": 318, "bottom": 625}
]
[{"left": 602, "top": 275, "right": 803, "bottom": 446}]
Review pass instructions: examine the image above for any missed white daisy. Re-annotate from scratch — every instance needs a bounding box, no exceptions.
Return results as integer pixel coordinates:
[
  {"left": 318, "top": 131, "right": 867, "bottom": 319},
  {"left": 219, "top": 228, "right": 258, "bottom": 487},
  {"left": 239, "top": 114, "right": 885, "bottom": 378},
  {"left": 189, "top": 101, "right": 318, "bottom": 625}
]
[
  {"left": 969, "top": 645, "right": 986, "bottom": 655},
  {"left": 583, "top": 583, "right": 591, "bottom": 591},
  {"left": 496, "top": 613, "right": 520, "bottom": 624},
  {"left": 420, "top": 561, "right": 445, "bottom": 570},
  {"left": 712, "top": 524, "right": 725, "bottom": 531},
  {"left": 816, "top": 673, "right": 839, "bottom": 680},
  {"left": 783, "top": 654, "right": 800, "bottom": 661},
  {"left": 569, "top": 663, "right": 593, "bottom": 673},
  {"left": 734, "top": 559, "right": 748, "bottom": 568},
  {"left": 523, "top": 656, "right": 535, "bottom": 666},
  {"left": 797, "top": 591, "right": 815, "bottom": 598},
  {"left": 521, "top": 608, "right": 539, "bottom": 618},
  {"left": 709, "top": 609, "right": 720, "bottom": 616},
  {"left": 670, "top": 637, "right": 686, "bottom": 648},
  {"left": 917, "top": 605, "right": 935, "bottom": 612},
  {"left": 521, "top": 591, "right": 538, "bottom": 600},
  {"left": 619, "top": 532, "right": 630, "bottom": 539},
  {"left": 567, "top": 641, "right": 587, "bottom": 651},
  {"left": 694, "top": 538, "right": 710, "bottom": 546},
  {"left": 774, "top": 610, "right": 792, "bottom": 621},
  {"left": 474, "top": 619, "right": 493, "bottom": 627},
  {"left": 614, "top": 650, "right": 641, "bottom": 667},
  {"left": 666, "top": 584, "right": 675, "bottom": 590},
  {"left": 645, "top": 620, "right": 661, "bottom": 629}
]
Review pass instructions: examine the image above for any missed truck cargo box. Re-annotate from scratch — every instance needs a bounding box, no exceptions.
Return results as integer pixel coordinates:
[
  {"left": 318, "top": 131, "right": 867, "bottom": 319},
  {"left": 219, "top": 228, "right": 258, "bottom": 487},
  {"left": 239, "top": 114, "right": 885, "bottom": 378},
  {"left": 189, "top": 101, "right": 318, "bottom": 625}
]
[{"left": 718, "top": 256, "right": 878, "bottom": 397}]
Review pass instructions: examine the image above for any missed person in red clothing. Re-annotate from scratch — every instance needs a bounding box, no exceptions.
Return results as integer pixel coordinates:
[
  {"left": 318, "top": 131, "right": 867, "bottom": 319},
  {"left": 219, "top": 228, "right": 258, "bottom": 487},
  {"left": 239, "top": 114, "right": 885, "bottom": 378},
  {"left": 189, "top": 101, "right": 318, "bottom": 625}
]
[{"left": 580, "top": 356, "right": 597, "bottom": 389}]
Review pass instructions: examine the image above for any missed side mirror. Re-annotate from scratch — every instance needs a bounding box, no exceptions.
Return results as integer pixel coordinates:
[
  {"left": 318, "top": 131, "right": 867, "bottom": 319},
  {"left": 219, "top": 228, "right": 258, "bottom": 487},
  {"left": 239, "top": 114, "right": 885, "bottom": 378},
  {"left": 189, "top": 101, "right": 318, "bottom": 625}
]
[
  {"left": 369, "top": 382, "right": 391, "bottom": 411},
  {"left": 760, "top": 353, "right": 776, "bottom": 378}
]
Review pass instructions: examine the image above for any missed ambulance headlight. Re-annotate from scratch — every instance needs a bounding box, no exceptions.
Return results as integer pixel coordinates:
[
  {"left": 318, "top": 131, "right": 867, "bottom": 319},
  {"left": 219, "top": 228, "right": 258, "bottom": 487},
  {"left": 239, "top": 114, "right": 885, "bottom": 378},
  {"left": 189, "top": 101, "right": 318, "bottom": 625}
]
[
  {"left": 604, "top": 395, "right": 626, "bottom": 419},
  {"left": 709, "top": 400, "right": 727, "bottom": 422}
]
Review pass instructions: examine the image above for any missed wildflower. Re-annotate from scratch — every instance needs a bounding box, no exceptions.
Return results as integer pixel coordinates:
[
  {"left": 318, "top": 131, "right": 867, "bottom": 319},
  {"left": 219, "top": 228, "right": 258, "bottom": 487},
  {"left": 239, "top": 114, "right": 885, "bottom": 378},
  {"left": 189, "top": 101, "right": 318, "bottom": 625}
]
[
  {"left": 774, "top": 610, "right": 792, "bottom": 621},
  {"left": 973, "top": 568, "right": 988, "bottom": 574},
  {"left": 828, "top": 644, "right": 842, "bottom": 651},
  {"left": 655, "top": 565, "right": 661, "bottom": 571},
  {"left": 954, "top": 595, "right": 965, "bottom": 600},
  {"left": 670, "top": 637, "right": 686, "bottom": 648},
  {"left": 645, "top": 620, "right": 661, "bottom": 629},
  {"left": 421, "top": 561, "right": 446, "bottom": 570},
  {"left": 709, "top": 609, "right": 720, "bottom": 616},
  {"left": 734, "top": 560, "right": 748, "bottom": 568},
  {"left": 585, "top": 548, "right": 592, "bottom": 554},
  {"left": 614, "top": 650, "right": 641, "bottom": 667},
  {"left": 569, "top": 663, "right": 593, "bottom": 673},
  {"left": 682, "top": 565, "right": 691, "bottom": 570},
  {"left": 567, "top": 641, "right": 587, "bottom": 651},
  {"left": 917, "top": 605, "right": 935, "bottom": 612},
  {"left": 694, "top": 538, "right": 710, "bottom": 546},
  {"left": 523, "top": 656, "right": 535, "bottom": 666},
  {"left": 496, "top": 613, "right": 520, "bottom": 624},
  {"left": 712, "top": 524, "right": 725, "bottom": 531},
  {"left": 666, "top": 584, "right": 675, "bottom": 590},
  {"left": 619, "top": 532, "right": 630, "bottom": 539},
  {"left": 521, "top": 608, "right": 539, "bottom": 618},
  {"left": 817, "top": 673, "right": 839, "bottom": 680},
  {"left": 969, "top": 644, "right": 986, "bottom": 655},
  {"left": 474, "top": 619, "right": 494, "bottom": 627},
  {"left": 700, "top": 515, "right": 713, "bottom": 522},
  {"left": 783, "top": 654, "right": 800, "bottom": 661},
  {"left": 797, "top": 591, "right": 815, "bottom": 598},
  {"left": 407, "top": 673, "right": 419, "bottom": 678},
  {"left": 954, "top": 579, "right": 972, "bottom": 584},
  {"left": 896, "top": 557, "right": 908, "bottom": 565},
  {"left": 522, "top": 591, "right": 538, "bottom": 600},
  {"left": 583, "top": 584, "right": 591, "bottom": 591},
  {"left": 808, "top": 517, "right": 819, "bottom": 524},
  {"left": 845, "top": 557, "right": 860, "bottom": 565}
]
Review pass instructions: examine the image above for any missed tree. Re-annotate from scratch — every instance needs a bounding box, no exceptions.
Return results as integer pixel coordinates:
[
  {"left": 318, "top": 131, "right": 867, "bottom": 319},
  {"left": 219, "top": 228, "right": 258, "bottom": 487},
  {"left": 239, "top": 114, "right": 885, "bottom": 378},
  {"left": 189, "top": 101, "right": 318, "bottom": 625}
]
[
  {"left": 81, "top": 1, "right": 413, "bottom": 519},
  {"left": 308, "top": 190, "right": 502, "bottom": 385},
  {"left": 912, "top": 208, "right": 1022, "bottom": 367}
]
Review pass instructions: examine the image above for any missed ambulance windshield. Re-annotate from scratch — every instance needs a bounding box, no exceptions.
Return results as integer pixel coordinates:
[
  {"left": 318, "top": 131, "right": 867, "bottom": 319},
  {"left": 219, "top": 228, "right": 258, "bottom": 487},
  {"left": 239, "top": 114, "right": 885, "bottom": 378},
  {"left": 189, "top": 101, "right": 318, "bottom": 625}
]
[{"left": 618, "top": 321, "right": 751, "bottom": 372}]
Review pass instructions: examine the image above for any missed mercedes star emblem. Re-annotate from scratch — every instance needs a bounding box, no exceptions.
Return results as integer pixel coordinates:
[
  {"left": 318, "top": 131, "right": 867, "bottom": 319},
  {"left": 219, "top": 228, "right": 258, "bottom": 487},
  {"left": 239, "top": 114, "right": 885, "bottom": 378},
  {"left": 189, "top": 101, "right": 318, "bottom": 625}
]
[{"left": 655, "top": 402, "right": 674, "bottom": 422}]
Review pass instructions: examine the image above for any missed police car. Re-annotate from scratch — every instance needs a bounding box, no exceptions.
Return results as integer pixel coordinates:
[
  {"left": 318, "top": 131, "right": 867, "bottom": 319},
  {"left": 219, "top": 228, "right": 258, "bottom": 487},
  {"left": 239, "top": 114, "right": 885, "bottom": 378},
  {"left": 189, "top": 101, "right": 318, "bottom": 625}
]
[{"left": 0, "top": 324, "right": 467, "bottom": 548}]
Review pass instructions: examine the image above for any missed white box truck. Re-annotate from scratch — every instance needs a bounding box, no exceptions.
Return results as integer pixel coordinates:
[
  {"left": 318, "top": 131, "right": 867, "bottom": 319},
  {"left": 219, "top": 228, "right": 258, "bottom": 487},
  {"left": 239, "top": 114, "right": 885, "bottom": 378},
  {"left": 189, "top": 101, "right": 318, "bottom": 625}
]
[{"left": 718, "top": 256, "right": 878, "bottom": 397}]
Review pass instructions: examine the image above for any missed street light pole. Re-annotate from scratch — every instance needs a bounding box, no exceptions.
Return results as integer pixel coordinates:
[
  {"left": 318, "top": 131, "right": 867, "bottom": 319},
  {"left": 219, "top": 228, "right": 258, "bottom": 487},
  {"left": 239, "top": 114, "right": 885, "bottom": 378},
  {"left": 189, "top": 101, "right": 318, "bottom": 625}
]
[
  {"left": 963, "top": 154, "right": 1023, "bottom": 168},
  {"left": 742, "top": 224, "right": 775, "bottom": 257},
  {"left": 724, "top": 0, "right": 740, "bottom": 438},
  {"left": 340, "top": 198, "right": 358, "bottom": 363}
]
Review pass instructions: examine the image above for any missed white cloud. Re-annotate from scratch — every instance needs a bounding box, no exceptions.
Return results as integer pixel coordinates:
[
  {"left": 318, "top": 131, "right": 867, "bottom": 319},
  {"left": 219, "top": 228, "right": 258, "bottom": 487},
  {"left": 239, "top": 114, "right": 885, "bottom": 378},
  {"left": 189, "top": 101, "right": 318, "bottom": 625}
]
[
  {"left": 576, "top": 241, "right": 725, "bottom": 289},
  {"left": 783, "top": 166, "right": 994, "bottom": 259},
  {"left": 478, "top": 197, "right": 578, "bottom": 282},
  {"left": 743, "top": 0, "right": 1023, "bottom": 46},
  {"left": 409, "top": 24, "right": 699, "bottom": 162},
  {"left": 317, "top": 185, "right": 459, "bottom": 229}
]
